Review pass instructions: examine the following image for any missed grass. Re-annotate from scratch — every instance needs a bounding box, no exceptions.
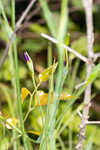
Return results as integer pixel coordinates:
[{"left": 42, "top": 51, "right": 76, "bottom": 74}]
[
  {"left": 39, "top": 0, "right": 68, "bottom": 149},
  {"left": 0, "top": 0, "right": 100, "bottom": 150}
]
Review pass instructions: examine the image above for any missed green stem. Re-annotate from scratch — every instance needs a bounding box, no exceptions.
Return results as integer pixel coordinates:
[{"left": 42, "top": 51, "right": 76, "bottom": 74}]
[
  {"left": 31, "top": 72, "right": 44, "bottom": 123},
  {"left": 69, "top": 127, "right": 72, "bottom": 150},
  {"left": 68, "top": 59, "right": 80, "bottom": 93},
  {"left": 40, "top": 43, "right": 53, "bottom": 150},
  {"left": 48, "top": 52, "right": 65, "bottom": 150},
  {"left": 57, "top": 136, "right": 66, "bottom": 150},
  {"left": 11, "top": 0, "right": 15, "bottom": 30},
  {"left": 48, "top": 43, "right": 52, "bottom": 67},
  {"left": 11, "top": 0, "right": 28, "bottom": 149},
  {"left": 39, "top": 0, "right": 68, "bottom": 149},
  {"left": 48, "top": 0, "right": 68, "bottom": 149},
  {"left": 0, "top": 0, "right": 9, "bottom": 26},
  {"left": 13, "top": 36, "right": 28, "bottom": 150},
  {"left": 11, "top": 0, "right": 17, "bottom": 149},
  {"left": 39, "top": 0, "right": 56, "bottom": 37}
]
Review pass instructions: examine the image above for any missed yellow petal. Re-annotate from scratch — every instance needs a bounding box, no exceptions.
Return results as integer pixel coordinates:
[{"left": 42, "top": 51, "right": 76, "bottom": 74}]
[
  {"left": 6, "top": 118, "right": 18, "bottom": 129},
  {"left": 21, "top": 88, "right": 30, "bottom": 103},
  {"left": 27, "top": 130, "right": 41, "bottom": 136},
  {"left": 34, "top": 90, "right": 49, "bottom": 106},
  {"left": 34, "top": 90, "right": 74, "bottom": 106},
  {"left": 60, "top": 92, "right": 74, "bottom": 100},
  {"left": 39, "top": 63, "right": 58, "bottom": 82}
]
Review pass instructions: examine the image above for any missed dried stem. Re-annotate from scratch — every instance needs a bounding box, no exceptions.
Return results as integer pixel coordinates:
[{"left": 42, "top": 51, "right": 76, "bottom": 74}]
[
  {"left": 76, "top": 0, "right": 94, "bottom": 150},
  {"left": 93, "top": 52, "right": 100, "bottom": 62},
  {"left": 87, "top": 121, "right": 100, "bottom": 124},
  {"left": 75, "top": 81, "right": 87, "bottom": 90},
  {"left": 41, "top": 33, "right": 91, "bottom": 64},
  {"left": 15, "top": 0, "right": 36, "bottom": 29}
]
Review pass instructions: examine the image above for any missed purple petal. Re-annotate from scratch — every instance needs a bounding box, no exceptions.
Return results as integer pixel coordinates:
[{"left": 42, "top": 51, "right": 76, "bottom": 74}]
[{"left": 24, "top": 52, "right": 29, "bottom": 62}]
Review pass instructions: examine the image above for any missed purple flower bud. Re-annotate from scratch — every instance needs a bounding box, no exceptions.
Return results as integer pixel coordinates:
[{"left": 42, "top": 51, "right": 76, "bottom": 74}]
[{"left": 24, "top": 52, "right": 29, "bottom": 62}]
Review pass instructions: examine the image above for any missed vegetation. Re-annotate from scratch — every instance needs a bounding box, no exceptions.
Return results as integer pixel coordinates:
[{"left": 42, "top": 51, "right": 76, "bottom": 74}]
[{"left": 0, "top": 0, "right": 100, "bottom": 150}]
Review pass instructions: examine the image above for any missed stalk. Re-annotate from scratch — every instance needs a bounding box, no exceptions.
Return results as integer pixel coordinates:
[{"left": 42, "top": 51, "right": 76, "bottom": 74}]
[
  {"left": 39, "top": 0, "right": 68, "bottom": 149},
  {"left": 11, "top": 0, "right": 28, "bottom": 149}
]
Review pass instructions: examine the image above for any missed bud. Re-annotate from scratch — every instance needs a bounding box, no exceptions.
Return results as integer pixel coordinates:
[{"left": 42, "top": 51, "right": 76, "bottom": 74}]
[
  {"left": 24, "top": 52, "right": 30, "bottom": 62},
  {"left": 24, "top": 52, "right": 34, "bottom": 73}
]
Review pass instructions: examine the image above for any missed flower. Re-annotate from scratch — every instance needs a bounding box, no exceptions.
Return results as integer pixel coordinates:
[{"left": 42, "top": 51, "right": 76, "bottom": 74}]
[
  {"left": 24, "top": 52, "right": 34, "bottom": 72},
  {"left": 6, "top": 118, "right": 18, "bottom": 129},
  {"left": 24, "top": 52, "right": 30, "bottom": 62}
]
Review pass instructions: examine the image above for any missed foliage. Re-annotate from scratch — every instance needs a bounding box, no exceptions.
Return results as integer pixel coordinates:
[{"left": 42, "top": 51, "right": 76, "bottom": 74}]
[{"left": 0, "top": 0, "right": 100, "bottom": 150}]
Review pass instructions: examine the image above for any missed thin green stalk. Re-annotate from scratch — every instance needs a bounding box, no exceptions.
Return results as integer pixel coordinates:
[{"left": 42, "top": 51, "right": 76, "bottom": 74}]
[
  {"left": 13, "top": 36, "right": 28, "bottom": 150},
  {"left": 39, "top": 0, "right": 68, "bottom": 149},
  {"left": 40, "top": 43, "right": 53, "bottom": 149},
  {"left": 0, "top": 0, "right": 9, "bottom": 26},
  {"left": 0, "top": 0, "right": 17, "bottom": 149},
  {"left": 55, "top": 61, "right": 100, "bottom": 130},
  {"left": 31, "top": 72, "right": 44, "bottom": 124},
  {"left": 48, "top": 52, "right": 65, "bottom": 150},
  {"left": 11, "top": 1, "right": 19, "bottom": 150},
  {"left": 68, "top": 127, "right": 72, "bottom": 150},
  {"left": 8, "top": 45, "right": 17, "bottom": 115},
  {"left": 68, "top": 59, "right": 80, "bottom": 93},
  {"left": 48, "top": 43, "right": 52, "bottom": 67},
  {"left": 85, "top": 130, "right": 95, "bottom": 150},
  {"left": 39, "top": 0, "right": 56, "bottom": 37},
  {"left": 48, "top": 0, "right": 68, "bottom": 149},
  {"left": 57, "top": 104, "right": 83, "bottom": 137},
  {"left": 2, "top": 122, "right": 6, "bottom": 137},
  {"left": 11, "top": 0, "right": 15, "bottom": 30},
  {"left": 11, "top": 0, "right": 28, "bottom": 149},
  {"left": 57, "top": 136, "right": 66, "bottom": 150},
  {"left": 8, "top": 135, "right": 21, "bottom": 149}
]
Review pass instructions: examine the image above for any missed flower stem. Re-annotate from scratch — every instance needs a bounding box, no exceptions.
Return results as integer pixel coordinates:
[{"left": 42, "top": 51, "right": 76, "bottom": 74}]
[{"left": 12, "top": 0, "right": 28, "bottom": 149}]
